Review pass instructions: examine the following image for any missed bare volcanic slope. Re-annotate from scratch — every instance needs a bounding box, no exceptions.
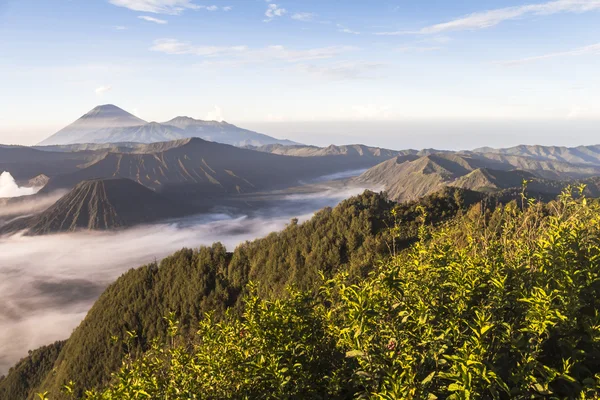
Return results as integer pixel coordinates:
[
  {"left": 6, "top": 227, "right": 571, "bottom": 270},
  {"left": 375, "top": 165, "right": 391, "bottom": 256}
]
[
  {"left": 0, "top": 178, "right": 194, "bottom": 235},
  {"left": 42, "top": 138, "right": 388, "bottom": 198}
]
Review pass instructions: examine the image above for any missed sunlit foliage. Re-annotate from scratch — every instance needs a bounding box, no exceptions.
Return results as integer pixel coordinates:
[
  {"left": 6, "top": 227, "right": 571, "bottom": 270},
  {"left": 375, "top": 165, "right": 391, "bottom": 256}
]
[{"left": 58, "top": 187, "right": 600, "bottom": 399}]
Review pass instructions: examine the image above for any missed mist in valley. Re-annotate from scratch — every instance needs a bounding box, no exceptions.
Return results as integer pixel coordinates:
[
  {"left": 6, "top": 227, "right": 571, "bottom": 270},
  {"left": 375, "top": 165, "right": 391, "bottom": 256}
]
[{"left": 0, "top": 184, "right": 370, "bottom": 375}]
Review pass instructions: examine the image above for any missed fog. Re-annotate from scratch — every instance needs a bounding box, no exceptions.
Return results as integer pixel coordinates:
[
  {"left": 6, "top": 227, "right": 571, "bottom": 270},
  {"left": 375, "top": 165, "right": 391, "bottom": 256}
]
[
  {"left": 0, "top": 172, "right": 41, "bottom": 198},
  {"left": 0, "top": 191, "right": 66, "bottom": 220},
  {"left": 0, "top": 184, "right": 370, "bottom": 375}
]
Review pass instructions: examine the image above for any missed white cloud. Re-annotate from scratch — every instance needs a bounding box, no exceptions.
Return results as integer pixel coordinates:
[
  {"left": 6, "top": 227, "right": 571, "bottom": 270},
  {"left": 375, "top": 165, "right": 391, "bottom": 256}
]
[
  {"left": 205, "top": 105, "right": 224, "bottom": 121},
  {"left": 108, "top": 0, "right": 199, "bottom": 14},
  {"left": 150, "top": 39, "right": 356, "bottom": 64},
  {"left": 199, "top": 5, "right": 218, "bottom": 11},
  {"left": 496, "top": 42, "right": 600, "bottom": 66},
  {"left": 95, "top": 85, "right": 113, "bottom": 95},
  {"left": 292, "top": 12, "right": 316, "bottom": 22},
  {"left": 395, "top": 46, "right": 442, "bottom": 53},
  {"left": 264, "top": 3, "right": 286, "bottom": 21},
  {"left": 297, "top": 61, "right": 383, "bottom": 80},
  {"left": 114, "top": 25, "right": 128, "bottom": 30},
  {"left": 337, "top": 24, "right": 360, "bottom": 35},
  {"left": 138, "top": 15, "right": 168, "bottom": 24},
  {"left": 150, "top": 39, "right": 248, "bottom": 56},
  {"left": 223, "top": 6, "right": 232, "bottom": 11},
  {"left": 0, "top": 172, "right": 40, "bottom": 198},
  {"left": 376, "top": 0, "right": 600, "bottom": 35}
]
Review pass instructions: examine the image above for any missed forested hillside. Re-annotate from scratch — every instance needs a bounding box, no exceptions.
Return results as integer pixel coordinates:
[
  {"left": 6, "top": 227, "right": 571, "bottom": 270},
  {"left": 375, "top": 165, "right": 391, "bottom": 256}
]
[{"left": 5, "top": 187, "right": 600, "bottom": 399}]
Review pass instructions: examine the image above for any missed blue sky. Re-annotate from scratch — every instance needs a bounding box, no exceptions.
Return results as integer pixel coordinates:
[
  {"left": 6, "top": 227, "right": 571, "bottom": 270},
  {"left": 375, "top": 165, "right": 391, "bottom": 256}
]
[{"left": 1, "top": 0, "right": 599, "bottom": 148}]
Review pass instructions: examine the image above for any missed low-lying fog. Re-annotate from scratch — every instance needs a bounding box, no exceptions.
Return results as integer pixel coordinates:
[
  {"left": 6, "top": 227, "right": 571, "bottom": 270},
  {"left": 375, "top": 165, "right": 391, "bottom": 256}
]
[{"left": 0, "top": 184, "right": 372, "bottom": 375}]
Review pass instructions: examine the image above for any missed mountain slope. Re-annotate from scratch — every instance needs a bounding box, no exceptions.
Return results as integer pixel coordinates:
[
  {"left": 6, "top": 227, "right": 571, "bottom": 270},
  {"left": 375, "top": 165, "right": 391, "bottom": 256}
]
[
  {"left": 449, "top": 168, "right": 536, "bottom": 192},
  {"left": 0, "top": 178, "right": 194, "bottom": 235},
  {"left": 80, "top": 122, "right": 187, "bottom": 144},
  {"left": 355, "top": 153, "right": 498, "bottom": 202},
  {"left": 38, "top": 105, "right": 147, "bottom": 146}
]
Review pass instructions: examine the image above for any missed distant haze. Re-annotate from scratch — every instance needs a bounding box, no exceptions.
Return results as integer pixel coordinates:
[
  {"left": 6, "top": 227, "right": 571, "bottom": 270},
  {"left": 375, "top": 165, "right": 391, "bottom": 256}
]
[
  {"left": 241, "top": 119, "right": 600, "bottom": 151},
  {"left": 3, "top": 119, "right": 600, "bottom": 150}
]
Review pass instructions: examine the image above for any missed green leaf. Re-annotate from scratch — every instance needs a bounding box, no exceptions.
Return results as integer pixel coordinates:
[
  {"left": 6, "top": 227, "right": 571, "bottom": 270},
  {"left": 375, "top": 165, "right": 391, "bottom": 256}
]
[
  {"left": 421, "top": 371, "right": 436, "bottom": 385},
  {"left": 346, "top": 350, "right": 365, "bottom": 358}
]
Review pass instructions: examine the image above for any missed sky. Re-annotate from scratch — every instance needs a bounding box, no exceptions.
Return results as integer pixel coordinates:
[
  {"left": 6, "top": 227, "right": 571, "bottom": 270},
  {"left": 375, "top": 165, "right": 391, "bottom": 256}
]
[{"left": 0, "top": 0, "right": 599, "bottom": 148}]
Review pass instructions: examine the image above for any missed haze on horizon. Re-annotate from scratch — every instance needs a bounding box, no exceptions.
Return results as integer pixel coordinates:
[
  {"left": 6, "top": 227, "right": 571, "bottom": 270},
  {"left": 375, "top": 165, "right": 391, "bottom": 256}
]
[{"left": 1, "top": 0, "right": 599, "bottom": 149}]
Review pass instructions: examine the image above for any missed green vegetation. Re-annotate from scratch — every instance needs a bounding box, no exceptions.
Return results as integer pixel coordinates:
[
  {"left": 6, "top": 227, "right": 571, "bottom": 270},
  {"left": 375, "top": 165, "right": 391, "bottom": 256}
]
[
  {"left": 78, "top": 187, "right": 600, "bottom": 399},
  {"left": 8, "top": 186, "right": 600, "bottom": 399},
  {"left": 0, "top": 341, "right": 65, "bottom": 400}
]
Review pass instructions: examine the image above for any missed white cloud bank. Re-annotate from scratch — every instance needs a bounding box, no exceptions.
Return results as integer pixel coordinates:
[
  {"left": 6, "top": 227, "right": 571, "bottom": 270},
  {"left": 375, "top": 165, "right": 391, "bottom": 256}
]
[{"left": 0, "top": 172, "right": 40, "bottom": 198}]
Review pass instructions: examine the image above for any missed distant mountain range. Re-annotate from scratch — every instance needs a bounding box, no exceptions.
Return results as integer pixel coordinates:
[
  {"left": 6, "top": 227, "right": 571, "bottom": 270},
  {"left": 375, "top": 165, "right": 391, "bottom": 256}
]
[
  {"left": 245, "top": 143, "right": 419, "bottom": 158},
  {"left": 472, "top": 144, "right": 600, "bottom": 165},
  {"left": 38, "top": 104, "right": 297, "bottom": 147}
]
